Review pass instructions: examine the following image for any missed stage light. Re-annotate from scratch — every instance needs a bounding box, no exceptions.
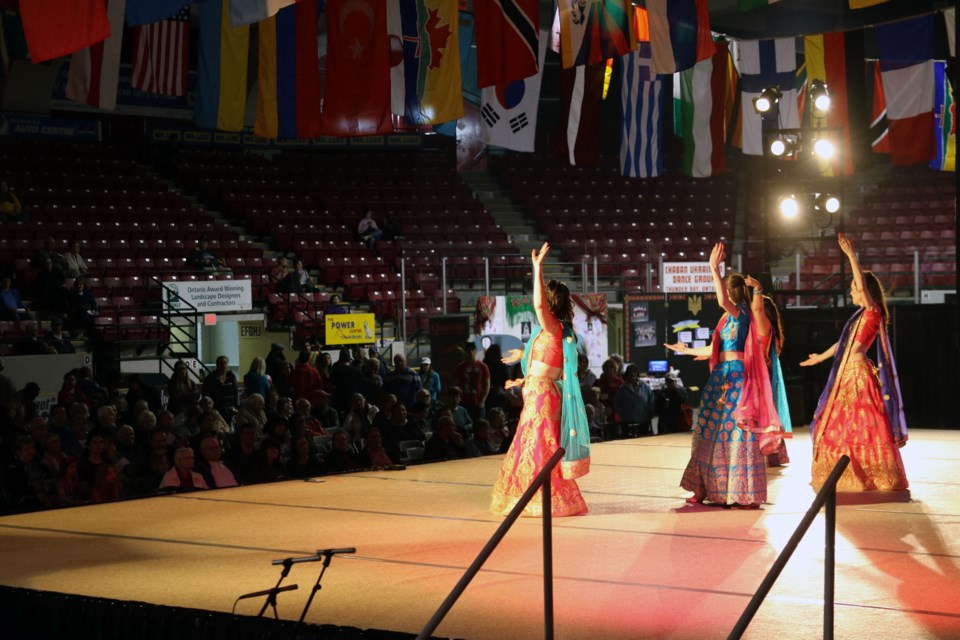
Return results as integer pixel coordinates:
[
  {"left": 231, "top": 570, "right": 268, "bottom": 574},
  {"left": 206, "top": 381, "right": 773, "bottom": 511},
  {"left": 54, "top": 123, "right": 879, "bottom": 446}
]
[
  {"left": 769, "top": 134, "right": 800, "bottom": 157},
  {"left": 814, "top": 193, "right": 841, "bottom": 214},
  {"left": 813, "top": 138, "right": 835, "bottom": 159},
  {"left": 780, "top": 194, "right": 799, "bottom": 219},
  {"left": 753, "top": 86, "right": 782, "bottom": 114},
  {"left": 810, "top": 79, "right": 831, "bottom": 116}
]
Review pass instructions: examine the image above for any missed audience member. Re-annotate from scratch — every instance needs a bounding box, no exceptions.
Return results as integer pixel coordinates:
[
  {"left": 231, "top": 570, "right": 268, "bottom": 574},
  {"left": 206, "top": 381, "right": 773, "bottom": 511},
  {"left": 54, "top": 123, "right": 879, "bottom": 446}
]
[
  {"left": 187, "top": 237, "right": 225, "bottom": 272},
  {"left": 223, "top": 423, "right": 259, "bottom": 485},
  {"left": 201, "top": 356, "right": 239, "bottom": 423},
  {"left": 289, "top": 350, "right": 323, "bottom": 400},
  {"left": 287, "top": 434, "right": 326, "bottom": 479},
  {"left": 294, "top": 398, "right": 325, "bottom": 436},
  {"left": 0, "top": 180, "right": 23, "bottom": 219},
  {"left": 167, "top": 360, "right": 198, "bottom": 415},
  {"left": 357, "top": 209, "right": 383, "bottom": 255},
  {"left": 359, "top": 427, "right": 393, "bottom": 469},
  {"left": 326, "top": 430, "right": 361, "bottom": 473},
  {"left": 196, "top": 435, "right": 239, "bottom": 489},
  {"left": 44, "top": 317, "right": 75, "bottom": 354},
  {"left": 265, "top": 343, "right": 290, "bottom": 397},
  {"left": 91, "top": 463, "right": 122, "bottom": 503},
  {"left": 68, "top": 278, "right": 97, "bottom": 333},
  {"left": 1, "top": 274, "right": 31, "bottom": 321},
  {"left": 331, "top": 348, "right": 361, "bottom": 413},
  {"left": 465, "top": 419, "right": 499, "bottom": 457},
  {"left": 383, "top": 354, "right": 421, "bottom": 410},
  {"left": 56, "top": 458, "right": 83, "bottom": 507},
  {"left": 61, "top": 240, "right": 88, "bottom": 279},
  {"left": 324, "top": 294, "right": 347, "bottom": 315},
  {"left": 419, "top": 357, "right": 440, "bottom": 401},
  {"left": 456, "top": 342, "right": 489, "bottom": 421},
  {"left": 613, "top": 364, "right": 655, "bottom": 437},
  {"left": 357, "top": 357, "right": 383, "bottom": 407},
  {"left": 160, "top": 447, "right": 208, "bottom": 491},
  {"left": 252, "top": 437, "right": 286, "bottom": 483},
  {"left": 342, "top": 393, "right": 372, "bottom": 444},
  {"left": 424, "top": 416, "right": 466, "bottom": 462},
  {"left": 444, "top": 387, "right": 473, "bottom": 436},
  {"left": 233, "top": 393, "right": 268, "bottom": 436}
]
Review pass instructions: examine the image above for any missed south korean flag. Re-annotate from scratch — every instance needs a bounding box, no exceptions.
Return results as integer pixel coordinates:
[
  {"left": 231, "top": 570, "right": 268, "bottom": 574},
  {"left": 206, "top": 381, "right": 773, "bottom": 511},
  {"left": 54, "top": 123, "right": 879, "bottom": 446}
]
[{"left": 480, "top": 30, "right": 548, "bottom": 153}]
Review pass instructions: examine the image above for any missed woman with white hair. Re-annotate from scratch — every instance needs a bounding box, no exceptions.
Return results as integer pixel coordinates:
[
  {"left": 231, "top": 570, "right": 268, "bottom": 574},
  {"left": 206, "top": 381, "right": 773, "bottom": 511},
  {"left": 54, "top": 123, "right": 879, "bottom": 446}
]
[{"left": 159, "top": 447, "right": 208, "bottom": 491}]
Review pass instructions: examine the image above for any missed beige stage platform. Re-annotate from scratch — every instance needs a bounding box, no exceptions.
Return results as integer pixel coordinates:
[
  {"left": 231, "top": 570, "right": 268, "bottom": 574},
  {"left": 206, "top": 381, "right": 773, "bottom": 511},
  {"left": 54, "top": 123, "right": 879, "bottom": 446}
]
[{"left": 1, "top": 428, "right": 959, "bottom": 640}]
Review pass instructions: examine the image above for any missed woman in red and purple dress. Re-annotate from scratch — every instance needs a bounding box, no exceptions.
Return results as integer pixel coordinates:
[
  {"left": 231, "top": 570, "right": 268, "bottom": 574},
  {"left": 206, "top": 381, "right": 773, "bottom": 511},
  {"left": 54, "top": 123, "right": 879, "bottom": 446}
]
[
  {"left": 801, "top": 233, "right": 908, "bottom": 492},
  {"left": 490, "top": 242, "right": 590, "bottom": 517}
]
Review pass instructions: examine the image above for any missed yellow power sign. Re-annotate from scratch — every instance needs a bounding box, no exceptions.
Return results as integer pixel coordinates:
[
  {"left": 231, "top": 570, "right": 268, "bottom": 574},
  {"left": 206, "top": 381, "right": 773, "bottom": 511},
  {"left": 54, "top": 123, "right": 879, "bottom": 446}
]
[{"left": 325, "top": 313, "right": 376, "bottom": 345}]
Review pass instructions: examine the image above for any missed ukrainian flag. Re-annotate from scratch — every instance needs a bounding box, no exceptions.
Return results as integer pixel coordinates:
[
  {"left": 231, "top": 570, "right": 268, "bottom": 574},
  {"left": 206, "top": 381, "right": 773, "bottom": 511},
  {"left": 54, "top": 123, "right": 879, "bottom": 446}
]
[{"left": 195, "top": 0, "right": 250, "bottom": 132}]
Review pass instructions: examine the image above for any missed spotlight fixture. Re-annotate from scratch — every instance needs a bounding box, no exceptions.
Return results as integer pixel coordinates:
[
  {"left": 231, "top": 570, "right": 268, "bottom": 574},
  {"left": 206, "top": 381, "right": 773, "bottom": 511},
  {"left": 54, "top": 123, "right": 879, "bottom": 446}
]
[
  {"left": 810, "top": 79, "right": 831, "bottom": 116},
  {"left": 769, "top": 134, "right": 800, "bottom": 157},
  {"left": 779, "top": 194, "right": 800, "bottom": 219},
  {"left": 813, "top": 137, "right": 835, "bottom": 159},
  {"left": 814, "top": 193, "right": 841, "bottom": 214},
  {"left": 753, "top": 86, "right": 782, "bottom": 114}
]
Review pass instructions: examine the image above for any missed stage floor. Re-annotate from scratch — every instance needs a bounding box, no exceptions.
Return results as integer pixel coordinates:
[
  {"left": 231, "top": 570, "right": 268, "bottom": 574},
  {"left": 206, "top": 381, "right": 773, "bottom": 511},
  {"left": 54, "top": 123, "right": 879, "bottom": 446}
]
[{"left": 1, "top": 429, "right": 959, "bottom": 640}]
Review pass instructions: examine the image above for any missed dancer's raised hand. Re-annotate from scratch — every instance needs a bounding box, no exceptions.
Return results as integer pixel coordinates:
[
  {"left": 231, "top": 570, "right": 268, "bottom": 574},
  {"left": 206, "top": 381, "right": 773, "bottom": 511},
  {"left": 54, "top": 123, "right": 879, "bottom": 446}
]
[
  {"left": 531, "top": 242, "right": 550, "bottom": 267},
  {"left": 709, "top": 242, "right": 725, "bottom": 273},
  {"left": 838, "top": 232, "right": 855, "bottom": 257}
]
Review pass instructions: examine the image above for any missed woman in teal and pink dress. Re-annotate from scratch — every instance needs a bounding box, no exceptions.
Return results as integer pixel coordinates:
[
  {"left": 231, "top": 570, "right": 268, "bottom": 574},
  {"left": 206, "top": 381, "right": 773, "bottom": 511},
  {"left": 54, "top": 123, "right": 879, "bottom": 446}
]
[
  {"left": 490, "top": 242, "right": 590, "bottom": 517},
  {"left": 666, "top": 243, "right": 782, "bottom": 508},
  {"left": 801, "top": 233, "right": 908, "bottom": 492}
]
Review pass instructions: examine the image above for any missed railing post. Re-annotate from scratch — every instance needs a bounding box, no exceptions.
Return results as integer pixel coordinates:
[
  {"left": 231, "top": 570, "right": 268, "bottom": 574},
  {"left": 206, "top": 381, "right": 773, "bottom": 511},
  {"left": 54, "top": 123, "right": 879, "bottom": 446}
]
[
  {"left": 795, "top": 252, "right": 802, "bottom": 306},
  {"left": 441, "top": 257, "right": 448, "bottom": 314},
  {"left": 592, "top": 255, "right": 598, "bottom": 294},
  {"left": 824, "top": 485, "right": 836, "bottom": 640},
  {"left": 913, "top": 249, "right": 920, "bottom": 304},
  {"left": 401, "top": 257, "right": 407, "bottom": 345},
  {"left": 484, "top": 256, "right": 490, "bottom": 297},
  {"left": 542, "top": 472, "right": 554, "bottom": 640},
  {"left": 581, "top": 260, "right": 587, "bottom": 294}
]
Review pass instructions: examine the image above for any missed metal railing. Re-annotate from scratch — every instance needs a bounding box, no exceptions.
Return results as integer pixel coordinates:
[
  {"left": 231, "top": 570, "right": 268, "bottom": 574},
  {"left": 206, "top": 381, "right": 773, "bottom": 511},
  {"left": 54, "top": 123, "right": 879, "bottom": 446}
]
[
  {"left": 728, "top": 454, "right": 851, "bottom": 640},
  {"left": 417, "top": 447, "right": 565, "bottom": 640}
]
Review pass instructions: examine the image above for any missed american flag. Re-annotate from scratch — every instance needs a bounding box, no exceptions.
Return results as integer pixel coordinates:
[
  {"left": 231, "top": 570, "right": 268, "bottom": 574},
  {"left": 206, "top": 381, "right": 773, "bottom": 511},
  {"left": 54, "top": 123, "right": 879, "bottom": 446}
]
[{"left": 131, "top": 6, "right": 190, "bottom": 96}]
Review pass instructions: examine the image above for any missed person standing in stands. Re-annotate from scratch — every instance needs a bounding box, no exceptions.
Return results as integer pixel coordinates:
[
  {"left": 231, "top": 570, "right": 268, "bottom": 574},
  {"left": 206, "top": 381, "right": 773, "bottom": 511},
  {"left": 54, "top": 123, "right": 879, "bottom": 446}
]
[
  {"left": 490, "top": 243, "right": 590, "bottom": 517},
  {"left": 265, "top": 343, "right": 290, "bottom": 397},
  {"left": 419, "top": 357, "right": 440, "bottom": 401},
  {"left": 382, "top": 354, "right": 421, "bottom": 410},
  {"left": 457, "top": 342, "right": 490, "bottom": 422},
  {"left": 201, "top": 356, "right": 240, "bottom": 424},
  {"left": 801, "top": 233, "right": 908, "bottom": 492}
]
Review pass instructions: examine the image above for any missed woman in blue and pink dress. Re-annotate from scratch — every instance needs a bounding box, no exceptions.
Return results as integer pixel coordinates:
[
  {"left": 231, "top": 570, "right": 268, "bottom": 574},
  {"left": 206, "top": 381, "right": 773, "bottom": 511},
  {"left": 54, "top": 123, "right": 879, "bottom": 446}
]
[
  {"left": 801, "top": 233, "right": 908, "bottom": 492},
  {"left": 490, "top": 242, "right": 590, "bottom": 517},
  {"left": 666, "top": 242, "right": 782, "bottom": 508}
]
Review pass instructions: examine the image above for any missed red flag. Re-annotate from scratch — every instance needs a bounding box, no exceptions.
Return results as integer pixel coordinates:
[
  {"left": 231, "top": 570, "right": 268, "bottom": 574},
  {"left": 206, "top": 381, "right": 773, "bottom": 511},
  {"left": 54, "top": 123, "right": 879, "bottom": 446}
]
[
  {"left": 321, "top": 0, "right": 392, "bottom": 137},
  {"left": 553, "top": 62, "right": 604, "bottom": 165},
  {"left": 870, "top": 62, "right": 889, "bottom": 154},
  {"left": 20, "top": 0, "right": 111, "bottom": 63},
  {"left": 65, "top": 0, "right": 125, "bottom": 110},
  {"left": 475, "top": 0, "right": 539, "bottom": 88},
  {"left": 132, "top": 7, "right": 190, "bottom": 97}
]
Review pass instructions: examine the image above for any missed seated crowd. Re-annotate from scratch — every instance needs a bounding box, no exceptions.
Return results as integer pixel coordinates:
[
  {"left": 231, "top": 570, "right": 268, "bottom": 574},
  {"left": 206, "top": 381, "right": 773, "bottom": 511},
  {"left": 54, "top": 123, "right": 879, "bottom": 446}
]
[{"left": 0, "top": 342, "right": 682, "bottom": 514}]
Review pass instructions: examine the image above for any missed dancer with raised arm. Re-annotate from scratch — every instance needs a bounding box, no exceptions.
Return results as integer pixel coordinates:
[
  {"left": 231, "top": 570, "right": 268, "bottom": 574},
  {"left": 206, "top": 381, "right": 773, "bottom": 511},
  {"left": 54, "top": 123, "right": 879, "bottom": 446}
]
[
  {"left": 666, "top": 243, "right": 782, "bottom": 508},
  {"left": 490, "top": 242, "right": 590, "bottom": 517},
  {"left": 745, "top": 276, "right": 793, "bottom": 466},
  {"left": 800, "top": 233, "right": 908, "bottom": 492}
]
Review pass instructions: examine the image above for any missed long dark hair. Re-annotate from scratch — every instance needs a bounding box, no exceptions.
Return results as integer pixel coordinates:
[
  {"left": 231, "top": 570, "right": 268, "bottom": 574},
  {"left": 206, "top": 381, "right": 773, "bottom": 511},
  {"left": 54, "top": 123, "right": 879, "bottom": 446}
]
[
  {"left": 762, "top": 296, "right": 784, "bottom": 354},
  {"left": 862, "top": 271, "right": 889, "bottom": 325},
  {"left": 722, "top": 273, "right": 750, "bottom": 306},
  {"left": 546, "top": 279, "right": 573, "bottom": 323}
]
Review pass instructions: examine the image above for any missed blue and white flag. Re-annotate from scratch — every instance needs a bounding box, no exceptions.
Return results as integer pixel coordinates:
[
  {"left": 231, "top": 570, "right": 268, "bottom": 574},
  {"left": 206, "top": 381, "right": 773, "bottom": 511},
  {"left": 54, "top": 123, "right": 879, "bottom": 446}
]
[
  {"left": 737, "top": 38, "right": 799, "bottom": 156},
  {"left": 620, "top": 41, "right": 663, "bottom": 177},
  {"left": 480, "top": 30, "right": 548, "bottom": 152}
]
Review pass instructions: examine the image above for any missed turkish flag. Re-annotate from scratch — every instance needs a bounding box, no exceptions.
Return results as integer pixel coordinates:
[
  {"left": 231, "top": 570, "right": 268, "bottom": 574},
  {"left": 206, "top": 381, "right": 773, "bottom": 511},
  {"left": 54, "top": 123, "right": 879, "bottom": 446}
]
[{"left": 321, "top": 0, "right": 392, "bottom": 136}]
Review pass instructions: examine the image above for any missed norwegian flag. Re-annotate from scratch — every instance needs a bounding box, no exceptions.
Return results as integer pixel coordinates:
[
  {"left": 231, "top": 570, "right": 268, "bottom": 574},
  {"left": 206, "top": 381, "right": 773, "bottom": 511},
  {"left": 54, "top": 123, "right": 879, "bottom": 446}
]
[{"left": 132, "top": 7, "right": 190, "bottom": 96}]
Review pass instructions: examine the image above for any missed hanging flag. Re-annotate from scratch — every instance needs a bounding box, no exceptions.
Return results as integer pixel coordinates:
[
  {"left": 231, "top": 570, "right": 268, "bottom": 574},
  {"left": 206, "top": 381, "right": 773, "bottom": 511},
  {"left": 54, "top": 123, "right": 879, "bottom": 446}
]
[
  {"left": 803, "top": 30, "right": 871, "bottom": 175},
  {"left": 849, "top": 0, "right": 888, "bottom": 9},
  {"left": 19, "top": 0, "right": 111, "bottom": 64},
  {"left": 132, "top": 7, "right": 190, "bottom": 96},
  {"left": 126, "top": 0, "right": 191, "bottom": 27},
  {"left": 255, "top": 0, "right": 321, "bottom": 139},
  {"left": 945, "top": 8, "right": 955, "bottom": 58},
  {"left": 869, "top": 61, "right": 889, "bottom": 154},
  {"left": 397, "top": 0, "right": 463, "bottom": 125},
  {"left": 230, "top": 0, "right": 296, "bottom": 28},
  {"left": 558, "top": 0, "right": 635, "bottom": 69},
  {"left": 875, "top": 15, "right": 935, "bottom": 166},
  {"left": 738, "top": 38, "right": 799, "bottom": 156},
  {"left": 678, "top": 40, "right": 731, "bottom": 178},
  {"left": 474, "top": 0, "right": 538, "bottom": 88},
  {"left": 554, "top": 61, "right": 605, "bottom": 165},
  {"left": 65, "top": 0, "right": 125, "bottom": 111},
  {"left": 620, "top": 40, "right": 663, "bottom": 178},
  {"left": 434, "top": 10, "right": 475, "bottom": 137},
  {"left": 647, "top": 0, "right": 715, "bottom": 75},
  {"left": 480, "top": 29, "right": 547, "bottom": 152},
  {"left": 738, "top": 0, "right": 780, "bottom": 11},
  {"left": 930, "top": 61, "right": 955, "bottom": 172},
  {"left": 195, "top": 0, "right": 250, "bottom": 132},
  {"left": 322, "top": 0, "right": 391, "bottom": 136}
]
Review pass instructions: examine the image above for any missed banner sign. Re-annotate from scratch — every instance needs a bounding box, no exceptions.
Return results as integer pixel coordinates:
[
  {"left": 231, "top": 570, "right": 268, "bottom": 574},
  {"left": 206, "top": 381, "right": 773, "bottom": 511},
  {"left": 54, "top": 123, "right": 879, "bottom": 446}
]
[
  {"left": 147, "top": 124, "right": 425, "bottom": 149},
  {"left": 324, "top": 313, "right": 377, "bottom": 345},
  {"left": 164, "top": 280, "right": 253, "bottom": 313},
  {"left": 662, "top": 261, "right": 725, "bottom": 293},
  {"left": 0, "top": 114, "right": 102, "bottom": 141}
]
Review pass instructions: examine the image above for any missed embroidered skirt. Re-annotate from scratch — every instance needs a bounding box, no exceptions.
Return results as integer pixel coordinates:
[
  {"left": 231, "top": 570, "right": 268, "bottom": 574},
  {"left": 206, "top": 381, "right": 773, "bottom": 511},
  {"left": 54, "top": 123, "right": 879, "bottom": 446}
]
[
  {"left": 680, "top": 361, "right": 767, "bottom": 506},
  {"left": 490, "top": 376, "right": 587, "bottom": 517},
  {"left": 812, "top": 359, "right": 908, "bottom": 491}
]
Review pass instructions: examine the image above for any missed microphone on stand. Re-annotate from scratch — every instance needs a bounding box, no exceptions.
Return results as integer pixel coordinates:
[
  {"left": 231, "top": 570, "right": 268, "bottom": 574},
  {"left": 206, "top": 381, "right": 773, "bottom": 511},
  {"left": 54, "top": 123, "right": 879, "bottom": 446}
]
[
  {"left": 236, "top": 583, "right": 299, "bottom": 601},
  {"left": 318, "top": 547, "right": 357, "bottom": 556},
  {"left": 272, "top": 554, "right": 323, "bottom": 566}
]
